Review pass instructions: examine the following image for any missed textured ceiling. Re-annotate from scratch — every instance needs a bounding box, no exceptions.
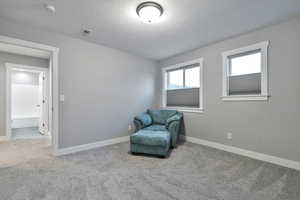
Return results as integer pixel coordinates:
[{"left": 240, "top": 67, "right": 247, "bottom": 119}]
[{"left": 0, "top": 0, "right": 300, "bottom": 60}]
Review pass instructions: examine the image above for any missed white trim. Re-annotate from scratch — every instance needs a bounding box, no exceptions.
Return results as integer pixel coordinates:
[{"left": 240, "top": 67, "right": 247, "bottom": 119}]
[
  {"left": 162, "top": 58, "right": 204, "bottom": 112},
  {"left": 163, "top": 106, "right": 204, "bottom": 113},
  {"left": 55, "top": 136, "right": 130, "bottom": 156},
  {"left": 0, "top": 35, "right": 58, "bottom": 52},
  {"left": 5, "top": 66, "right": 12, "bottom": 139},
  {"left": 221, "top": 95, "right": 269, "bottom": 101},
  {"left": 166, "top": 87, "right": 200, "bottom": 91},
  {"left": 51, "top": 50, "right": 59, "bottom": 155},
  {"left": 6, "top": 63, "right": 49, "bottom": 72},
  {"left": 0, "top": 35, "right": 59, "bottom": 156},
  {"left": 222, "top": 41, "right": 269, "bottom": 101},
  {"left": 185, "top": 136, "right": 300, "bottom": 171}
]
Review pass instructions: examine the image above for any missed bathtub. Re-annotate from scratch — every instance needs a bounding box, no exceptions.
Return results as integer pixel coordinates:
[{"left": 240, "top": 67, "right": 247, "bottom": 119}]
[{"left": 11, "top": 116, "right": 39, "bottom": 129}]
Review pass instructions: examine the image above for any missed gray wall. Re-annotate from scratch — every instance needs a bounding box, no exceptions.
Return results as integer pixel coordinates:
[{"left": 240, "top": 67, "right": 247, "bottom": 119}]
[
  {"left": 0, "top": 51, "right": 49, "bottom": 136},
  {"left": 0, "top": 18, "right": 159, "bottom": 148},
  {"left": 158, "top": 16, "right": 300, "bottom": 162}
]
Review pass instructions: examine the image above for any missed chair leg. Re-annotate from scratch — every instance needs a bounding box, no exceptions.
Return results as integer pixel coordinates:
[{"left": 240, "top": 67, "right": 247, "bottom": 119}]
[
  {"left": 130, "top": 151, "right": 138, "bottom": 156},
  {"left": 157, "top": 155, "right": 167, "bottom": 158}
]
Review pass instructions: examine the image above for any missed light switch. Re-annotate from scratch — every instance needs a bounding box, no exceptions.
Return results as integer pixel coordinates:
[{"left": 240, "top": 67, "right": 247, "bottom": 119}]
[{"left": 60, "top": 94, "right": 65, "bottom": 102}]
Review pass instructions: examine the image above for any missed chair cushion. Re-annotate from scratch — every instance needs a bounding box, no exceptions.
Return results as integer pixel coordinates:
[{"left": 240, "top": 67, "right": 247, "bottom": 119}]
[
  {"left": 134, "top": 112, "right": 152, "bottom": 127},
  {"left": 143, "top": 125, "right": 167, "bottom": 131},
  {"left": 130, "top": 130, "right": 170, "bottom": 147},
  {"left": 147, "top": 109, "right": 177, "bottom": 125}
]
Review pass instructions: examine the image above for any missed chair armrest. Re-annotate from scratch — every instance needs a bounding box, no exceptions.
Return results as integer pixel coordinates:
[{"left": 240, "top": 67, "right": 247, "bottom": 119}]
[
  {"left": 133, "top": 120, "right": 143, "bottom": 132},
  {"left": 133, "top": 112, "right": 152, "bottom": 131},
  {"left": 166, "top": 113, "right": 183, "bottom": 147},
  {"left": 166, "top": 113, "right": 183, "bottom": 128},
  {"left": 167, "top": 120, "right": 181, "bottom": 147}
]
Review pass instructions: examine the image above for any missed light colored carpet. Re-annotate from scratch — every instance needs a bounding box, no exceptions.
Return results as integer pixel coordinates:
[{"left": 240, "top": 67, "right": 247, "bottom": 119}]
[
  {"left": 0, "top": 138, "right": 51, "bottom": 167},
  {"left": 0, "top": 139, "right": 299, "bottom": 200}
]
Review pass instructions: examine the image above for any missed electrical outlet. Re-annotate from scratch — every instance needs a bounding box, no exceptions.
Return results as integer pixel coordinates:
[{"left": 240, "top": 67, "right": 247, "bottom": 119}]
[
  {"left": 227, "top": 132, "right": 233, "bottom": 140},
  {"left": 128, "top": 125, "right": 132, "bottom": 131}
]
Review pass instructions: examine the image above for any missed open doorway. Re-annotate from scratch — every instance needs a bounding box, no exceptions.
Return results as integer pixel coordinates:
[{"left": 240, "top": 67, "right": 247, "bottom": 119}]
[
  {"left": 7, "top": 64, "right": 50, "bottom": 140},
  {"left": 0, "top": 35, "right": 59, "bottom": 157}
]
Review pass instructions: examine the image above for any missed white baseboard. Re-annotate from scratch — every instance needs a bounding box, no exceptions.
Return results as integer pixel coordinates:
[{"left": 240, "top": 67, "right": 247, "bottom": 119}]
[
  {"left": 0, "top": 136, "right": 8, "bottom": 141},
  {"left": 184, "top": 136, "right": 300, "bottom": 171},
  {"left": 55, "top": 136, "right": 130, "bottom": 156}
]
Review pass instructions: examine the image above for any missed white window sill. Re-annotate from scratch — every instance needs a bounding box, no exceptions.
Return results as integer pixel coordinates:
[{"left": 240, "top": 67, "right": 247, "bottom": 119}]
[
  {"left": 163, "top": 107, "right": 204, "bottom": 113},
  {"left": 221, "top": 95, "right": 269, "bottom": 101},
  {"left": 166, "top": 87, "right": 200, "bottom": 91}
]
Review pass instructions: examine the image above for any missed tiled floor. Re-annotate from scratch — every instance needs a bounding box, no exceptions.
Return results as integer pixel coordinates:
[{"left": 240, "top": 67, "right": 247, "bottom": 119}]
[{"left": 11, "top": 127, "right": 50, "bottom": 140}]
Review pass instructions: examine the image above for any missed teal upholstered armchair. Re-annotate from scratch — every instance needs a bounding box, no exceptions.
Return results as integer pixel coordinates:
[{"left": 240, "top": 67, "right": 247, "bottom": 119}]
[{"left": 130, "top": 109, "right": 183, "bottom": 157}]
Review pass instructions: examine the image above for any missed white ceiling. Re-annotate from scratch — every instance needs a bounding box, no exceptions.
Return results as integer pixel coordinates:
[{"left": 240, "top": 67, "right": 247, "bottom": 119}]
[{"left": 0, "top": 0, "right": 300, "bottom": 60}]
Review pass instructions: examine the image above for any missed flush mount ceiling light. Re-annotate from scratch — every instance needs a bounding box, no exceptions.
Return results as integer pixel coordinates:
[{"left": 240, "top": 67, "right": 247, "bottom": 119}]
[{"left": 136, "top": 2, "right": 163, "bottom": 24}]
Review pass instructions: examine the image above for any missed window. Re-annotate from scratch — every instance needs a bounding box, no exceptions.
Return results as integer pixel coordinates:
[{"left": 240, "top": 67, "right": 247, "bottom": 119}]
[
  {"left": 229, "top": 51, "right": 261, "bottom": 76},
  {"left": 162, "top": 58, "right": 203, "bottom": 113},
  {"left": 222, "top": 41, "right": 269, "bottom": 101},
  {"left": 168, "top": 69, "right": 183, "bottom": 89},
  {"left": 185, "top": 67, "right": 200, "bottom": 88}
]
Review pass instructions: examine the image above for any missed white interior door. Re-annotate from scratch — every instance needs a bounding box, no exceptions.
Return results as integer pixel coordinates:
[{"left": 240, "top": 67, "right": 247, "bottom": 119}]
[{"left": 38, "top": 72, "right": 49, "bottom": 134}]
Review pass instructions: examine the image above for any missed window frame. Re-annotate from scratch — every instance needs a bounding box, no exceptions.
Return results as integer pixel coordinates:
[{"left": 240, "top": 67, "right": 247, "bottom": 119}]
[
  {"left": 221, "top": 41, "right": 269, "bottom": 101},
  {"left": 167, "top": 68, "right": 184, "bottom": 89},
  {"left": 162, "top": 58, "right": 204, "bottom": 113}
]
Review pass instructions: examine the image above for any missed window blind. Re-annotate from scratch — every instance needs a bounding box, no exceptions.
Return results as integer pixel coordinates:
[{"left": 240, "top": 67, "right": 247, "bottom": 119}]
[
  {"left": 228, "top": 72, "right": 261, "bottom": 95},
  {"left": 166, "top": 87, "right": 199, "bottom": 107}
]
